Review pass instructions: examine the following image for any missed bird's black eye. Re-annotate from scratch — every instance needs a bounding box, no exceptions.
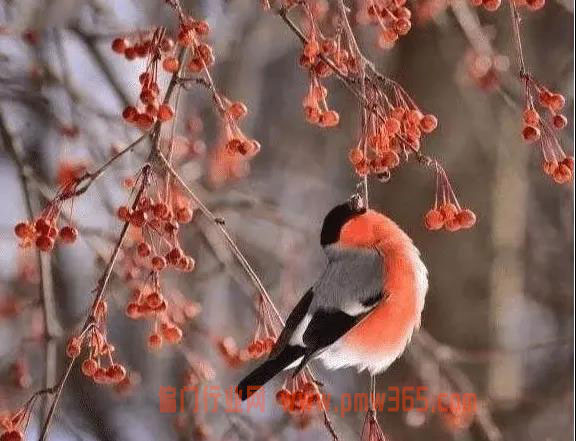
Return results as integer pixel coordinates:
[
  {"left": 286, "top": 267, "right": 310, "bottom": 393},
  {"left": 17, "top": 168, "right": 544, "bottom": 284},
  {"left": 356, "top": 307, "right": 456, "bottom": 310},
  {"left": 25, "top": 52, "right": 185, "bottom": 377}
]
[{"left": 320, "top": 202, "right": 366, "bottom": 246}]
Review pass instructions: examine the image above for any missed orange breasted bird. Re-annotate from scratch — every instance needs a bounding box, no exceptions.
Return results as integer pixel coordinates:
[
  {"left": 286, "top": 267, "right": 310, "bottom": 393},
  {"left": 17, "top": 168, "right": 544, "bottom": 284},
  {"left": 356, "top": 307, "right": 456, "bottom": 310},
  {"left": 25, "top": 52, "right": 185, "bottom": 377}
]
[{"left": 237, "top": 197, "right": 428, "bottom": 400}]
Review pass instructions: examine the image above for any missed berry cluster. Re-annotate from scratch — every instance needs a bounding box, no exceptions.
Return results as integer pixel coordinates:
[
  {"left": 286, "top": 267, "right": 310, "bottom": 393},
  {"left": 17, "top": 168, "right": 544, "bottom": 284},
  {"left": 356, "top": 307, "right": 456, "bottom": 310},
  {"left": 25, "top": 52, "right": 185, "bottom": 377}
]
[
  {"left": 464, "top": 51, "right": 510, "bottom": 92},
  {"left": 14, "top": 174, "right": 84, "bottom": 251},
  {"left": 125, "top": 281, "right": 184, "bottom": 350},
  {"left": 520, "top": 78, "right": 573, "bottom": 183},
  {"left": 356, "top": 0, "right": 413, "bottom": 49},
  {"left": 348, "top": 83, "right": 438, "bottom": 179},
  {"left": 14, "top": 205, "right": 78, "bottom": 253},
  {"left": 275, "top": 376, "right": 322, "bottom": 414},
  {"left": 222, "top": 98, "right": 261, "bottom": 157},
  {"left": 115, "top": 168, "right": 197, "bottom": 348},
  {"left": 0, "top": 413, "right": 24, "bottom": 441},
  {"left": 65, "top": 303, "right": 128, "bottom": 386},
  {"left": 424, "top": 166, "right": 476, "bottom": 232},
  {"left": 470, "top": 0, "right": 545, "bottom": 11},
  {"left": 298, "top": 11, "right": 354, "bottom": 128},
  {"left": 114, "top": 19, "right": 210, "bottom": 130}
]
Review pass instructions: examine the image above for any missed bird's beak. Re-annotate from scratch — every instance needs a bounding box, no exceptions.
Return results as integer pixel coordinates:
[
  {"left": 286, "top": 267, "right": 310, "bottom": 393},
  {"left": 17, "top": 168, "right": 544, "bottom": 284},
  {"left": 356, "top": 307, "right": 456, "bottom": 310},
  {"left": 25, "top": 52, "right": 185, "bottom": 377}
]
[{"left": 348, "top": 194, "right": 365, "bottom": 213}]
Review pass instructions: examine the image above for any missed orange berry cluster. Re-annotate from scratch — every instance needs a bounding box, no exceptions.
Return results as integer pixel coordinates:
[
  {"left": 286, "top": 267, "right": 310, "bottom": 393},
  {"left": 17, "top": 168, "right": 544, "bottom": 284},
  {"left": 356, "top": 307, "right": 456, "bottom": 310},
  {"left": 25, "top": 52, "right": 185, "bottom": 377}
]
[
  {"left": 14, "top": 218, "right": 78, "bottom": 252},
  {"left": 520, "top": 78, "right": 573, "bottom": 184},
  {"left": 66, "top": 321, "right": 128, "bottom": 386},
  {"left": 356, "top": 0, "right": 413, "bottom": 49},
  {"left": 424, "top": 166, "right": 476, "bottom": 232},
  {"left": 298, "top": 26, "right": 358, "bottom": 128},
  {"left": 125, "top": 284, "right": 184, "bottom": 350},
  {"left": 513, "top": 0, "right": 546, "bottom": 10},
  {"left": 222, "top": 99, "right": 261, "bottom": 157},
  {"left": 14, "top": 175, "right": 83, "bottom": 251},
  {"left": 114, "top": 17, "right": 211, "bottom": 130},
  {"left": 116, "top": 194, "right": 196, "bottom": 274},
  {"left": 275, "top": 379, "right": 322, "bottom": 414},
  {"left": 216, "top": 335, "right": 276, "bottom": 367},
  {"left": 465, "top": 51, "right": 509, "bottom": 92},
  {"left": 424, "top": 204, "right": 476, "bottom": 232},
  {"left": 302, "top": 75, "right": 340, "bottom": 128},
  {"left": 0, "top": 412, "right": 24, "bottom": 441},
  {"left": 470, "top": 0, "right": 544, "bottom": 11},
  {"left": 115, "top": 28, "right": 178, "bottom": 130},
  {"left": 348, "top": 85, "right": 438, "bottom": 179}
]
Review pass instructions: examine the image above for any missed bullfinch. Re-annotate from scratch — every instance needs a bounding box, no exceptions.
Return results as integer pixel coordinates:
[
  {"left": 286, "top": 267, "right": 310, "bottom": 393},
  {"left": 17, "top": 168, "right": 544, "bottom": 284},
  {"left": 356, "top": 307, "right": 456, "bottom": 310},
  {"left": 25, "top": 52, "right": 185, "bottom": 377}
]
[{"left": 237, "top": 197, "right": 428, "bottom": 400}]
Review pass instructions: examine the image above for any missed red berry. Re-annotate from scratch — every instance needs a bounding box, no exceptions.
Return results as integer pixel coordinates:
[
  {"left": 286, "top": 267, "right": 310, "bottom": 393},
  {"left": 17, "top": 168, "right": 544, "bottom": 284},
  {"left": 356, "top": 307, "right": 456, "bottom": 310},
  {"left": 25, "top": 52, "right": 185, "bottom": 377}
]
[
  {"left": 148, "top": 333, "right": 162, "bottom": 349},
  {"left": 111, "top": 38, "right": 128, "bottom": 54},
  {"left": 81, "top": 358, "right": 98, "bottom": 377},
  {"left": 117, "top": 206, "right": 131, "bottom": 221},
  {"left": 548, "top": 94, "right": 566, "bottom": 112},
  {"left": 14, "top": 222, "right": 32, "bottom": 239},
  {"left": 562, "top": 156, "right": 574, "bottom": 172},
  {"left": 194, "top": 20, "right": 210, "bottom": 35},
  {"left": 137, "top": 242, "right": 151, "bottom": 257},
  {"left": 440, "top": 202, "right": 458, "bottom": 221},
  {"left": 176, "top": 206, "right": 193, "bottom": 223},
  {"left": 136, "top": 113, "right": 155, "bottom": 130},
  {"left": 420, "top": 114, "right": 438, "bottom": 133},
  {"left": 106, "top": 364, "right": 127, "bottom": 383},
  {"left": 145, "top": 292, "right": 163, "bottom": 309},
  {"left": 522, "top": 125, "right": 541, "bottom": 143},
  {"left": 424, "top": 209, "right": 444, "bottom": 231},
  {"left": 59, "top": 226, "right": 78, "bottom": 244},
  {"left": 151, "top": 255, "right": 167, "bottom": 271},
  {"left": 125, "top": 302, "right": 140, "bottom": 319},
  {"left": 482, "top": 0, "right": 502, "bottom": 10},
  {"left": 228, "top": 101, "right": 248, "bottom": 120},
  {"left": 0, "top": 430, "right": 24, "bottom": 441},
  {"left": 394, "top": 18, "right": 412, "bottom": 35},
  {"left": 35, "top": 235, "right": 54, "bottom": 252},
  {"left": 522, "top": 108, "right": 540, "bottom": 126},
  {"left": 552, "top": 114, "right": 567, "bottom": 130},
  {"left": 162, "top": 325, "right": 183, "bottom": 343},
  {"left": 162, "top": 56, "right": 180, "bottom": 73},
  {"left": 319, "top": 110, "right": 340, "bottom": 128},
  {"left": 456, "top": 209, "right": 477, "bottom": 229},
  {"left": 66, "top": 337, "right": 82, "bottom": 358},
  {"left": 157, "top": 104, "right": 174, "bottom": 122},
  {"left": 348, "top": 148, "right": 364, "bottom": 165},
  {"left": 526, "top": 0, "right": 545, "bottom": 9}
]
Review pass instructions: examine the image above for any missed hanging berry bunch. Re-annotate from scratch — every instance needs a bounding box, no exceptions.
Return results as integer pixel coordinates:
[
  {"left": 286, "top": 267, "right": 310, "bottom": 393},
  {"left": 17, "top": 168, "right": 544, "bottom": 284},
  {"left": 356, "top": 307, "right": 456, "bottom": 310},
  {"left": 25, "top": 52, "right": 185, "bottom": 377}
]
[
  {"left": 124, "top": 275, "right": 184, "bottom": 350},
  {"left": 217, "top": 299, "right": 278, "bottom": 366},
  {"left": 116, "top": 169, "right": 196, "bottom": 348},
  {"left": 424, "top": 164, "right": 476, "bottom": 232},
  {"left": 298, "top": 6, "right": 355, "bottom": 128},
  {"left": 275, "top": 371, "right": 323, "bottom": 424},
  {"left": 14, "top": 179, "right": 81, "bottom": 252},
  {"left": 0, "top": 407, "right": 26, "bottom": 441},
  {"left": 114, "top": 27, "right": 182, "bottom": 130},
  {"left": 243, "top": 299, "right": 278, "bottom": 360},
  {"left": 469, "top": 0, "right": 545, "bottom": 12},
  {"left": 520, "top": 77, "right": 573, "bottom": 184},
  {"left": 355, "top": 0, "right": 413, "bottom": 49},
  {"left": 348, "top": 81, "right": 439, "bottom": 180},
  {"left": 66, "top": 300, "right": 128, "bottom": 386}
]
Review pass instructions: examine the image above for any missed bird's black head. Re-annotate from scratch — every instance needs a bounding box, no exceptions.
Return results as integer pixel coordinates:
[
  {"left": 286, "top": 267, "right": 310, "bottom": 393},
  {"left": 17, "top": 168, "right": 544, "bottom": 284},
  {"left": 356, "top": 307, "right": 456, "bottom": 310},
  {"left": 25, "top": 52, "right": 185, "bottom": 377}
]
[{"left": 320, "top": 197, "right": 367, "bottom": 247}]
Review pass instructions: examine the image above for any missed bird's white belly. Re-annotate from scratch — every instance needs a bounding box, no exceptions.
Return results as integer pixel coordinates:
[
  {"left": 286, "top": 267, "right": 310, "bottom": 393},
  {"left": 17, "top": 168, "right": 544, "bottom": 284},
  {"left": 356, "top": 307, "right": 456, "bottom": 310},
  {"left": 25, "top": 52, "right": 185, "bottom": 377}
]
[{"left": 317, "top": 336, "right": 411, "bottom": 375}]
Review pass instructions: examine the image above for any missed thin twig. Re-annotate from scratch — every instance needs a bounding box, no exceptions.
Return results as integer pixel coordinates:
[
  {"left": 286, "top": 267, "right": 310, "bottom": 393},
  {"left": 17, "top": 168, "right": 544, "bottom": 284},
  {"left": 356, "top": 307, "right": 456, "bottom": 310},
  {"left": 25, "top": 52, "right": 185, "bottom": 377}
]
[{"left": 158, "top": 153, "right": 340, "bottom": 440}]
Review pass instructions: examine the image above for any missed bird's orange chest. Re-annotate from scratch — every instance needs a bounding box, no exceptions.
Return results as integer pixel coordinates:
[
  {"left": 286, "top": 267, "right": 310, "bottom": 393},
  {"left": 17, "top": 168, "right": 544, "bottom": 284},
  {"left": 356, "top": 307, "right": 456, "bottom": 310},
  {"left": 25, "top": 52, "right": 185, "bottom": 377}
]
[{"left": 343, "top": 251, "right": 419, "bottom": 351}]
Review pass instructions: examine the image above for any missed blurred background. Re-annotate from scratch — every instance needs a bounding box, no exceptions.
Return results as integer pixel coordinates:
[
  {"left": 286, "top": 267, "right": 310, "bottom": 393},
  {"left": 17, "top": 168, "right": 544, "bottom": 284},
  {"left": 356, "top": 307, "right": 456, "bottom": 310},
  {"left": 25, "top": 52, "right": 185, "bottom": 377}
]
[{"left": 0, "top": 0, "right": 573, "bottom": 440}]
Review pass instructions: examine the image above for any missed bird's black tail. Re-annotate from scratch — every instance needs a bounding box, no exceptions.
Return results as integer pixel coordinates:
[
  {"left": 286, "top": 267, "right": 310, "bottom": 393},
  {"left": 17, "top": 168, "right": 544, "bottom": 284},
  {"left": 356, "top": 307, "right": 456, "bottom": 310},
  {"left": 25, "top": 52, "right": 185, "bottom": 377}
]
[{"left": 236, "top": 346, "right": 305, "bottom": 401}]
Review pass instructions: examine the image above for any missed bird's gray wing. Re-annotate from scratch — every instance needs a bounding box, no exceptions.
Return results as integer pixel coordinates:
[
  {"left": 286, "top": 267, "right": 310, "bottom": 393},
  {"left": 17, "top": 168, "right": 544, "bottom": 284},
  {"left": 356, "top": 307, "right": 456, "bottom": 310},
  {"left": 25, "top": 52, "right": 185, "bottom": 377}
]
[
  {"left": 268, "top": 288, "right": 314, "bottom": 359},
  {"left": 291, "top": 247, "right": 386, "bottom": 374}
]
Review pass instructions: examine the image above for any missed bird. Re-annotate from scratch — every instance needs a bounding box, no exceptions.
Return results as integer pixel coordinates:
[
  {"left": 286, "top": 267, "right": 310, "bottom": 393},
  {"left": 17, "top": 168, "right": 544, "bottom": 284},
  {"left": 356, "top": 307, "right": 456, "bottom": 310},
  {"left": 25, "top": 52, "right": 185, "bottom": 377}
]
[{"left": 236, "top": 196, "right": 428, "bottom": 400}]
